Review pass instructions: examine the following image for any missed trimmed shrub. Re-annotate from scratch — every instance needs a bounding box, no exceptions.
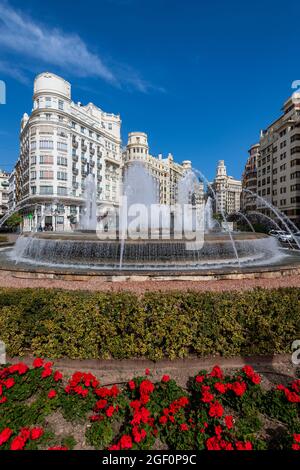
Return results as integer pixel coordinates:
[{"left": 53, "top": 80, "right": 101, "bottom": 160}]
[{"left": 0, "top": 287, "right": 299, "bottom": 359}]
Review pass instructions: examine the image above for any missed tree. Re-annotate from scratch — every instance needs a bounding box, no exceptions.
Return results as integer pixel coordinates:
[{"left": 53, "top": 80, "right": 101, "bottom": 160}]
[{"left": 5, "top": 213, "right": 22, "bottom": 230}]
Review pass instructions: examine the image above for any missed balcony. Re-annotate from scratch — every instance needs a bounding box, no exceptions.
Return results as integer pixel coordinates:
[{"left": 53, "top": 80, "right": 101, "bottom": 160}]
[
  {"left": 72, "top": 140, "right": 78, "bottom": 148},
  {"left": 81, "top": 144, "right": 87, "bottom": 152},
  {"left": 90, "top": 147, "right": 95, "bottom": 155},
  {"left": 72, "top": 167, "right": 79, "bottom": 175},
  {"left": 89, "top": 160, "right": 95, "bottom": 167},
  {"left": 72, "top": 154, "right": 78, "bottom": 162},
  {"left": 81, "top": 157, "right": 87, "bottom": 164},
  {"left": 72, "top": 182, "right": 79, "bottom": 189},
  {"left": 97, "top": 163, "right": 102, "bottom": 170}
]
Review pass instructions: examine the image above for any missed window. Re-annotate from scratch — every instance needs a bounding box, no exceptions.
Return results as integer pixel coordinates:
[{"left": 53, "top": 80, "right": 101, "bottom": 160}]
[
  {"left": 81, "top": 126, "right": 85, "bottom": 134},
  {"left": 30, "top": 171, "right": 36, "bottom": 180},
  {"left": 31, "top": 186, "right": 36, "bottom": 195},
  {"left": 57, "top": 187, "right": 68, "bottom": 196},
  {"left": 40, "top": 170, "right": 54, "bottom": 179},
  {"left": 45, "top": 113, "right": 51, "bottom": 121},
  {"left": 57, "top": 171, "right": 67, "bottom": 181},
  {"left": 45, "top": 97, "right": 51, "bottom": 108},
  {"left": 57, "top": 142, "right": 67, "bottom": 152},
  {"left": 31, "top": 156, "right": 36, "bottom": 165},
  {"left": 58, "top": 100, "right": 64, "bottom": 110},
  {"left": 291, "top": 146, "right": 300, "bottom": 155},
  {"left": 31, "top": 141, "right": 36, "bottom": 150},
  {"left": 57, "top": 156, "right": 68, "bottom": 166},
  {"left": 40, "top": 186, "right": 53, "bottom": 195},
  {"left": 56, "top": 216, "right": 64, "bottom": 224},
  {"left": 39, "top": 140, "right": 53, "bottom": 149},
  {"left": 89, "top": 130, "right": 93, "bottom": 137},
  {"left": 108, "top": 123, "right": 112, "bottom": 130},
  {"left": 291, "top": 184, "right": 300, "bottom": 191},
  {"left": 40, "top": 155, "right": 53, "bottom": 164}
]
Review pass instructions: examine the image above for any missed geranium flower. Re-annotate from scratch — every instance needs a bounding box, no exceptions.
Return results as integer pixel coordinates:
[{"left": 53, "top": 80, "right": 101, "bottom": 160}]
[
  {"left": 10, "top": 436, "right": 26, "bottom": 450},
  {"left": 231, "top": 381, "right": 247, "bottom": 397},
  {"left": 0, "top": 428, "right": 13, "bottom": 446},
  {"left": 161, "top": 375, "right": 170, "bottom": 383},
  {"left": 31, "top": 428, "right": 44, "bottom": 440},
  {"left": 209, "top": 401, "right": 224, "bottom": 418},
  {"left": 180, "top": 423, "right": 189, "bottom": 431},
  {"left": 54, "top": 371, "right": 63, "bottom": 382},
  {"left": 120, "top": 435, "right": 133, "bottom": 449},
  {"left": 48, "top": 390, "right": 57, "bottom": 399},
  {"left": 33, "top": 358, "right": 44, "bottom": 368}
]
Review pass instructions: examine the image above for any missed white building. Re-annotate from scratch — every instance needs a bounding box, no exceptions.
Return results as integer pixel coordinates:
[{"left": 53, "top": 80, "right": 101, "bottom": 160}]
[
  {"left": 122, "top": 132, "right": 204, "bottom": 205},
  {"left": 0, "top": 169, "right": 9, "bottom": 217},
  {"left": 16, "top": 72, "right": 122, "bottom": 231},
  {"left": 210, "top": 160, "right": 242, "bottom": 215}
]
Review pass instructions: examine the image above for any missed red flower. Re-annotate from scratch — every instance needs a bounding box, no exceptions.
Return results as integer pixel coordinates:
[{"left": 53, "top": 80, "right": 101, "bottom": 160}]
[
  {"left": 96, "top": 399, "right": 107, "bottom": 410},
  {"left": 9, "top": 363, "right": 28, "bottom": 375},
  {"left": 224, "top": 415, "right": 234, "bottom": 430},
  {"left": 201, "top": 389, "right": 214, "bottom": 403},
  {"left": 41, "top": 368, "right": 52, "bottom": 379},
  {"left": 195, "top": 375, "right": 205, "bottom": 383},
  {"left": 20, "top": 427, "right": 31, "bottom": 440},
  {"left": 206, "top": 436, "right": 221, "bottom": 450},
  {"left": 162, "top": 375, "right": 170, "bottom": 383},
  {"left": 140, "top": 380, "right": 155, "bottom": 396},
  {"left": 251, "top": 374, "right": 261, "bottom": 385},
  {"left": 210, "top": 366, "right": 223, "bottom": 379},
  {"left": 159, "top": 416, "right": 168, "bottom": 425},
  {"left": 294, "top": 434, "right": 300, "bottom": 443},
  {"left": 145, "top": 368, "right": 150, "bottom": 376},
  {"left": 54, "top": 371, "right": 63, "bottom": 382},
  {"left": 242, "top": 365, "right": 254, "bottom": 377},
  {"left": 128, "top": 380, "right": 135, "bottom": 390},
  {"left": 214, "top": 382, "right": 226, "bottom": 394},
  {"left": 235, "top": 441, "right": 253, "bottom": 451},
  {"left": 180, "top": 423, "right": 189, "bottom": 431},
  {"left": 120, "top": 435, "right": 133, "bottom": 450},
  {"left": 0, "top": 428, "right": 13, "bottom": 446},
  {"left": 48, "top": 390, "right": 57, "bottom": 399},
  {"left": 209, "top": 401, "right": 224, "bottom": 418},
  {"left": 106, "top": 406, "right": 115, "bottom": 417},
  {"left": 3, "top": 377, "right": 15, "bottom": 389},
  {"left": 292, "top": 443, "right": 300, "bottom": 451},
  {"left": 0, "top": 396, "right": 7, "bottom": 404},
  {"left": 231, "top": 381, "right": 247, "bottom": 397},
  {"left": 31, "top": 428, "right": 44, "bottom": 440},
  {"left": 285, "top": 390, "right": 300, "bottom": 403},
  {"left": 33, "top": 358, "right": 44, "bottom": 368},
  {"left": 10, "top": 436, "right": 26, "bottom": 450},
  {"left": 108, "top": 444, "right": 120, "bottom": 451}
]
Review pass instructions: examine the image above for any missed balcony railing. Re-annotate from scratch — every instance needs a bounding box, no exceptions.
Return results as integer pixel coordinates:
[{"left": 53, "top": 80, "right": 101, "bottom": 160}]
[{"left": 72, "top": 140, "right": 78, "bottom": 148}]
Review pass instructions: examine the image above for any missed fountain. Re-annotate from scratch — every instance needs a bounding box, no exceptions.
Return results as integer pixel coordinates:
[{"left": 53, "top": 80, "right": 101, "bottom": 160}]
[
  {"left": 204, "top": 197, "right": 219, "bottom": 232},
  {"left": 1, "top": 163, "right": 300, "bottom": 279},
  {"left": 80, "top": 174, "right": 97, "bottom": 231}
]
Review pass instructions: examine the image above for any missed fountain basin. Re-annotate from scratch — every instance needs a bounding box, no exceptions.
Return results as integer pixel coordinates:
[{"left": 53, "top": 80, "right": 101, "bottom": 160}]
[{"left": 4, "top": 231, "right": 289, "bottom": 271}]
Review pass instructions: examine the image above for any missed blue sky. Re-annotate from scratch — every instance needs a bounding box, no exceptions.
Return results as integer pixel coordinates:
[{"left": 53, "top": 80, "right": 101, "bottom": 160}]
[{"left": 0, "top": 0, "right": 299, "bottom": 180}]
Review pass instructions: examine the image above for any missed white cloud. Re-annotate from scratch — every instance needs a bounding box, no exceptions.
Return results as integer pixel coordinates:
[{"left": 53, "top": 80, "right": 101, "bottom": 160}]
[{"left": 0, "top": 2, "right": 160, "bottom": 93}]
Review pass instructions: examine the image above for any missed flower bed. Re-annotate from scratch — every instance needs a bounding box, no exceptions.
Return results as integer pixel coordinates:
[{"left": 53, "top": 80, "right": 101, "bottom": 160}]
[{"left": 0, "top": 360, "right": 300, "bottom": 450}]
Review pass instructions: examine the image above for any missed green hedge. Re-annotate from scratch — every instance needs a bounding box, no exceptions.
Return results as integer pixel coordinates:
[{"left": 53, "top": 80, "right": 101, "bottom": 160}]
[{"left": 0, "top": 287, "right": 299, "bottom": 360}]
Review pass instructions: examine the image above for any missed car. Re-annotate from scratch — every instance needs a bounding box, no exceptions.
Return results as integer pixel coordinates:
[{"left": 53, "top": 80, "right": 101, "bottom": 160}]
[
  {"left": 277, "top": 233, "right": 294, "bottom": 243},
  {"left": 268, "top": 230, "right": 287, "bottom": 237}
]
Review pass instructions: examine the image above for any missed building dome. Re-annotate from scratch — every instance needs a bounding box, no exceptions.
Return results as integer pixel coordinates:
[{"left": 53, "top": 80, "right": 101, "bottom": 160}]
[{"left": 33, "top": 72, "right": 71, "bottom": 99}]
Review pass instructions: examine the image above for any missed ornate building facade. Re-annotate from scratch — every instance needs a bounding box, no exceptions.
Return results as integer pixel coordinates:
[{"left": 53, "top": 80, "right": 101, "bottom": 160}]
[{"left": 16, "top": 72, "right": 122, "bottom": 231}]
